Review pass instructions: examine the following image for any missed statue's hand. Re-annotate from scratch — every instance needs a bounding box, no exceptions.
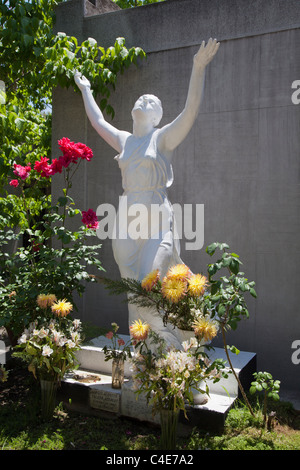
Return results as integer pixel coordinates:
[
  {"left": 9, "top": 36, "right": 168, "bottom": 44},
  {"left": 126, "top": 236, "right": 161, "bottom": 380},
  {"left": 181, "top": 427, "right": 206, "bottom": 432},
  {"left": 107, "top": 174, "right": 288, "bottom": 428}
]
[
  {"left": 74, "top": 71, "right": 91, "bottom": 91},
  {"left": 194, "top": 38, "right": 220, "bottom": 69}
]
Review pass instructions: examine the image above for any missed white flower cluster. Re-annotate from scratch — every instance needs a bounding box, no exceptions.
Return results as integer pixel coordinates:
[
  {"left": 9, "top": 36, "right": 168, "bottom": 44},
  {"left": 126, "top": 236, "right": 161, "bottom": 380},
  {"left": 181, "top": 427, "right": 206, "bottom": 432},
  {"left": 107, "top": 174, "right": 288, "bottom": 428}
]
[
  {"left": 18, "top": 319, "right": 82, "bottom": 357},
  {"left": 131, "top": 338, "right": 205, "bottom": 402}
]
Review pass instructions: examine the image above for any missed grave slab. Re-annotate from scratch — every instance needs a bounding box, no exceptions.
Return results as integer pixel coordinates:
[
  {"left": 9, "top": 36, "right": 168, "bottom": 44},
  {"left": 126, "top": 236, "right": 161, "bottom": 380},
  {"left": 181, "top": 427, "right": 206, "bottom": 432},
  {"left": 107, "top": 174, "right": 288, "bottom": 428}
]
[{"left": 59, "top": 335, "right": 256, "bottom": 432}]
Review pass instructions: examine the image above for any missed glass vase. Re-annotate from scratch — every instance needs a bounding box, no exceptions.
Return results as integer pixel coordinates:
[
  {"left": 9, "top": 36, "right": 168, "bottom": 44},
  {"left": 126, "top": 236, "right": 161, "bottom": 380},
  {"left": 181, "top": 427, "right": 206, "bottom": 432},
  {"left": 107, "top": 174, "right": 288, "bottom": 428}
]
[
  {"left": 159, "top": 408, "right": 179, "bottom": 450},
  {"left": 111, "top": 357, "right": 124, "bottom": 389},
  {"left": 40, "top": 378, "right": 58, "bottom": 421}
]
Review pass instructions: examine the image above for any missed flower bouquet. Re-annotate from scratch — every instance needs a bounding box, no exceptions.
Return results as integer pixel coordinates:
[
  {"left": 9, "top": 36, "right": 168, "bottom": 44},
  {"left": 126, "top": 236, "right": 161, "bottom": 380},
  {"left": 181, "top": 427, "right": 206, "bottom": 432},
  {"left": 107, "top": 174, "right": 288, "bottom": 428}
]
[
  {"left": 103, "top": 263, "right": 218, "bottom": 338},
  {"left": 102, "top": 323, "right": 133, "bottom": 388},
  {"left": 129, "top": 320, "right": 225, "bottom": 449},
  {"left": 13, "top": 295, "right": 82, "bottom": 419}
]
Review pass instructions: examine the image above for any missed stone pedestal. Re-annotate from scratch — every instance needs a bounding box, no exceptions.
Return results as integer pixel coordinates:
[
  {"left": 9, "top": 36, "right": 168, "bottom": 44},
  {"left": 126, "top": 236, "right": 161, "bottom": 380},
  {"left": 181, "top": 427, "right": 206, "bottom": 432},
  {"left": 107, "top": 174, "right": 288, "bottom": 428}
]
[{"left": 58, "top": 335, "right": 256, "bottom": 432}]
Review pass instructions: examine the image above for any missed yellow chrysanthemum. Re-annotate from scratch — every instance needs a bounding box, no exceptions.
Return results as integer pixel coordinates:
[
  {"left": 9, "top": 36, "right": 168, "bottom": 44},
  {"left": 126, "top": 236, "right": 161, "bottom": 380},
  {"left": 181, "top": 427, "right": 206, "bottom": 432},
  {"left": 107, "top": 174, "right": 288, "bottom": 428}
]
[
  {"left": 130, "top": 319, "right": 150, "bottom": 341},
  {"left": 141, "top": 269, "right": 160, "bottom": 291},
  {"left": 161, "top": 276, "right": 187, "bottom": 303},
  {"left": 188, "top": 274, "right": 208, "bottom": 297},
  {"left": 192, "top": 317, "right": 218, "bottom": 342},
  {"left": 37, "top": 294, "right": 57, "bottom": 309},
  {"left": 166, "top": 264, "right": 191, "bottom": 280},
  {"left": 51, "top": 299, "right": 73, "bottom": 317}
]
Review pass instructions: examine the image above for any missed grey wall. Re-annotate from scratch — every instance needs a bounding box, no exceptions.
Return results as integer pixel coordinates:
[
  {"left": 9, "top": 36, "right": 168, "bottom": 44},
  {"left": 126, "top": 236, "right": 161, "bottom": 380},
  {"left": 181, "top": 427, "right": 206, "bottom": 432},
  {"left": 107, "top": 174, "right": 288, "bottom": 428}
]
[{"left": 52, "top": 0, "right": 300, "bottom": 391}]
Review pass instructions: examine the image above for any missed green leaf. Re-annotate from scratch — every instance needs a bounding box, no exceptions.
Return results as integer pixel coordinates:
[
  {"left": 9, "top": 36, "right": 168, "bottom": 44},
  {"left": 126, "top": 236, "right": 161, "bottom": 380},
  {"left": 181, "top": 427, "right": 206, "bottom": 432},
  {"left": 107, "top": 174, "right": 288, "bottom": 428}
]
[
  {"left": 206, "top": 242, "right": 218, "bottom": 255},
  {"left": 58, "top": 197, "right": 68, "bottom": 207},
  {"left": 250, "top": 288, "right": 257, "bottom": 298},
  {"left": 228, "top": 345, "right": 240, "bottom": 355},
  {"left": 23, "top": 34, "right": 34, "bottom": 47},
  {"left": 230, "top": 258, "right": 240, "bottom": 275}
]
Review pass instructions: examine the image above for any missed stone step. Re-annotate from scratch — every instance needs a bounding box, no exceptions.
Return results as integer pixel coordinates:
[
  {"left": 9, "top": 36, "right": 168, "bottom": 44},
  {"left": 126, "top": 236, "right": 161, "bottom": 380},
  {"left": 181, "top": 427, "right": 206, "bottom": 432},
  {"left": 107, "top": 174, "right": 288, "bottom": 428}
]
[
  {"left": 58, "top": 336, "right": 256, "bottom": 433},
  {"left": 75, "top": 335, "right": 256, "bottom": 398}
]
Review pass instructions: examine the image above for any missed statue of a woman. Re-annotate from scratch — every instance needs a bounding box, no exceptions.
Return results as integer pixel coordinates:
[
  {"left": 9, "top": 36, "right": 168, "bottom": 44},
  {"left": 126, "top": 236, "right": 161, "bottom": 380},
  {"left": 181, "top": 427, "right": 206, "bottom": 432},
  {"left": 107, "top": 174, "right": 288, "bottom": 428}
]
[{"left": 75, "top": 39, "right": 220, "bottom": 348}]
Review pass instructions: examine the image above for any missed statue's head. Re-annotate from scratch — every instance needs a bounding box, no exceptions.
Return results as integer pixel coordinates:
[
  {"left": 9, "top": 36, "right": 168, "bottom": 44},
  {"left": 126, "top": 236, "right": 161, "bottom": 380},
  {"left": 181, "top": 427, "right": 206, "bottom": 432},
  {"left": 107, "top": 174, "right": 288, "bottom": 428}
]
[{"left": 131, "top": 94, "right": 163, "bottom": 128}]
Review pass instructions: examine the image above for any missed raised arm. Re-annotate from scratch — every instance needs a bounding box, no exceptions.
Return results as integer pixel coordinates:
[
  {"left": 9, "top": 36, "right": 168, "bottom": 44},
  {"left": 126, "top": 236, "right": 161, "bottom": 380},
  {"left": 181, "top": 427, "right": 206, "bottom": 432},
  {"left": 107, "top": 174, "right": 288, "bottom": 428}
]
[
  {"left": 158, "top": 39, "right": 220, "bottom": 153},
  {"left": 74, "top": 72, "right": 129, "bottom": 153}
]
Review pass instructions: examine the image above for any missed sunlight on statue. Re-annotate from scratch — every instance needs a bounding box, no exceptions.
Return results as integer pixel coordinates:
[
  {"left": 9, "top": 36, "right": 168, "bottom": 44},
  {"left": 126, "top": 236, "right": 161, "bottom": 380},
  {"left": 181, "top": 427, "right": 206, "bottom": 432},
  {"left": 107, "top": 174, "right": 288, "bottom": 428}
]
[{"left": 75, "top": 38, "right": 220, "bottom": 351}]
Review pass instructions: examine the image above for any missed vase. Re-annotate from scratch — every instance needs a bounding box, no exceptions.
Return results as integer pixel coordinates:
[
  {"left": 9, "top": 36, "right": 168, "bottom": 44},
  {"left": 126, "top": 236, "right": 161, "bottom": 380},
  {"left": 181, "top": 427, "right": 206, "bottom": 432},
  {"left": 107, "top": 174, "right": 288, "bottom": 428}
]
[
  {"left": 111, "top": 357, "right": 124, "bottom": 389},
  {"left": 40, "top": 379, "right": 58, "bottom": 421},
  {"left": 159, "top": 408, "right": 179, "bottom": 450}
]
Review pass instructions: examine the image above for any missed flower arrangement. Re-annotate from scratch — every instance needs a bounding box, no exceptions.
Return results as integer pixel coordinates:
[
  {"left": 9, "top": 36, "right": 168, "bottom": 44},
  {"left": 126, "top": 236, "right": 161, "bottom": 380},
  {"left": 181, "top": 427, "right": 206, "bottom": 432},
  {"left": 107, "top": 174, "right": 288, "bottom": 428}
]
[
  {"left": 103, "top": 263, "right": 217, "bottom": 335},
  {"left": 102, "top": 322, "right": 133, "bottom": 362},
  {"left": 14, "top": 296, "right": 82, "bottom": 382},
  {"left": 130, "top": 324, "right": 224, "bottom": 417},
  {"left": 128, "top": 320, "right": 227, "bottom": 449}
]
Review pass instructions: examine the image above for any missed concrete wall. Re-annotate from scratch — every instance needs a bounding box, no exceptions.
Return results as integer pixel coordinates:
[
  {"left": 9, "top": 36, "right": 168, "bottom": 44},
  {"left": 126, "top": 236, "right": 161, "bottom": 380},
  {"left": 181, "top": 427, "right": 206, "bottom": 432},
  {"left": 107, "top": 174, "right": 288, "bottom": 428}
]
[{"left": 52, "top": 0, "right": 300, "bottom": 391}]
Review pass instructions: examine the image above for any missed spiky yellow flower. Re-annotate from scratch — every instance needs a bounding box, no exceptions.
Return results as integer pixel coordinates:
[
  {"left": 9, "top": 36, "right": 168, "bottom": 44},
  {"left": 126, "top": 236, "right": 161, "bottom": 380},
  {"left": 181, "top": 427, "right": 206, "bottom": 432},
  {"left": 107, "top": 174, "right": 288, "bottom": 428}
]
[
  {"left": 192, "top": 316, "right": 218, "bottom": 342},
  {"left": 37, "top": 294, "right": 57, "bottom": 309},
  {"left": 161, "top": 276, "right": 187, "bottom": 303},
  {"left": 130, "top": 319, "right": 150, "bottom": 341},
  {"left": 166, "top": 264, "right": 191, "bottom": 280},
  {"left": 51, "top": 299, "right": 73, "bottom": 317},
  {"left": 188, "top": 274, "right": 208, "bottom": 297},
  {"left": 141, "top": 269, "right": 160, "bottom": 291}
]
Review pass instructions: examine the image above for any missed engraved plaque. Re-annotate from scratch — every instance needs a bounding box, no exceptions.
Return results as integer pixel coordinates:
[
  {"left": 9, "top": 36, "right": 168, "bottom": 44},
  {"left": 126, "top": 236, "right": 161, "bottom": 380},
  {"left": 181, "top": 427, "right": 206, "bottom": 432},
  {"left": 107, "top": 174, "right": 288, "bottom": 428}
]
[{"left": 89, "top": 388, "right": 120, "bottom": 413}]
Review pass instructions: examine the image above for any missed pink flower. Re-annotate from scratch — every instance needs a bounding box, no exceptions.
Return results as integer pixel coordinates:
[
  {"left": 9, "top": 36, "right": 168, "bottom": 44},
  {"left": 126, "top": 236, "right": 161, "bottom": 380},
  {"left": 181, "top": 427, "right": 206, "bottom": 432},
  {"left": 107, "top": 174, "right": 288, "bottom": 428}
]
[
  {"left": 34, "top": 157, "right": 53, "bottom": 178},
  {"left": 58, "top": 138, "right": 93, "bottom": 168},
  {"left": 50, "top": 158, "right": 63, "bottom": 175},
  {"left": 13, "top": 163, "right": 31, "bottom": 180},
  {"left": 82, "top": 209, "right": 99, "bottom": 230},
  {"left": 73, "top": 142, "right": 93, "bottom": 161},
  {"left": 58, "top": 137, "right": 78, "bottom": 168},
  {"left": 118, "top": 339, "right": 125, "bottom": 346},
  {"left": 9, "top": 179, "right": 19, "bottom": 187},
  {"left": 105, "top": 331, "right": 114, "bottom": 340}
]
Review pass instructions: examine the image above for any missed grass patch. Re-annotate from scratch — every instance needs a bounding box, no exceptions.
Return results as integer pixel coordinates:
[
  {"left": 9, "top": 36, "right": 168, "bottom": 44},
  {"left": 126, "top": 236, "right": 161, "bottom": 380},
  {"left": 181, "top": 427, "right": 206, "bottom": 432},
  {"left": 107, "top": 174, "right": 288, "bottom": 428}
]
[{"left": 0, "top": 360, "right": 299, "bottom": 451}]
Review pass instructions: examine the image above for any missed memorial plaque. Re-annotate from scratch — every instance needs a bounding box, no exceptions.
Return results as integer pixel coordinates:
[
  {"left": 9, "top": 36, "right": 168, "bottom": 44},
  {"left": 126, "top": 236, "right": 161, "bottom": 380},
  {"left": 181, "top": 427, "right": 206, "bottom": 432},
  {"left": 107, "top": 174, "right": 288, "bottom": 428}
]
[{"left": 89, "top": 387, "right": 120, "bottom": 413}]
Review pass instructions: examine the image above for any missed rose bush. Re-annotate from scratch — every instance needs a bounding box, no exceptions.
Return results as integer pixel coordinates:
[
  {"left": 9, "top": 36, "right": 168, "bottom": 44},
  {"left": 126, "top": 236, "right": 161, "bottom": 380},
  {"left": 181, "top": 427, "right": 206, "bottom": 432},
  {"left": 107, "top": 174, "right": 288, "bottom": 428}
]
[{"left": 0, "top": 138, "right": 103, "bottom": 343}]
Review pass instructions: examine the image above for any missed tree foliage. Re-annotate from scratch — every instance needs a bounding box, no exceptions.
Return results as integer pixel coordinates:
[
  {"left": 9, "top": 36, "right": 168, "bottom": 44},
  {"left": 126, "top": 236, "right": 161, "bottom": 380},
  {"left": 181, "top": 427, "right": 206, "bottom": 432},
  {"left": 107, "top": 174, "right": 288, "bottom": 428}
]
[
  {"left": 112, "top": 0, "right": 165, "bottom": 9},
  {"left": 0, "top": 0, "right": 145, "bottom": 193},
  {"left": 0, "top": 0, "right": 146, "bottom": 338}
]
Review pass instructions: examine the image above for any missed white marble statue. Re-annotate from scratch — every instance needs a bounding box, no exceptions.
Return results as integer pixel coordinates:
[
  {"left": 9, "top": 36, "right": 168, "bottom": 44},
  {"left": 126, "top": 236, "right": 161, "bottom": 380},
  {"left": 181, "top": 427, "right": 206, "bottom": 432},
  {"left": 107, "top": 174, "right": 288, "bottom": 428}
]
[{"left": 74, "top": 38, "right": 220, "bottom": 349}]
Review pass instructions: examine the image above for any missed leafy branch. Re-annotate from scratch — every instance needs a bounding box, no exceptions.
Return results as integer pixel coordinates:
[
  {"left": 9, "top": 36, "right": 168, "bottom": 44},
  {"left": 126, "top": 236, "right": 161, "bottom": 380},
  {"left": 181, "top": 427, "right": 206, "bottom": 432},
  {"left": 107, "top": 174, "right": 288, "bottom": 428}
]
[{"left": 204, "top": 242, "right": 257, "bottom": 416}]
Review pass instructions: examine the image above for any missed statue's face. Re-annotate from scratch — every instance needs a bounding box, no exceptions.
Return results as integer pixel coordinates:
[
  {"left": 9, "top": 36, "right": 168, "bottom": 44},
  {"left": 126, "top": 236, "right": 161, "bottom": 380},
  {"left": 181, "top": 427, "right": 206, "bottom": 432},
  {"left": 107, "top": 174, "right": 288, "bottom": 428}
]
[{"left": 131, "top": 94, "right": 162, "bottom": 126}]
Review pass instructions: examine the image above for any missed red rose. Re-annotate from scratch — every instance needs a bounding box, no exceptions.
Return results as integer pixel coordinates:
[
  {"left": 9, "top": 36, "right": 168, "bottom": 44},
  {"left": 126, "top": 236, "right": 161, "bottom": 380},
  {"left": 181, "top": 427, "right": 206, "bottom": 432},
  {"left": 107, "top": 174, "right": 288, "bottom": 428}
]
[
  {"left": 58, "top": 137, "right": 79, "bottom": 167},
  {"left": 82, "top": 209, "right": 99, "bottom": 230},
  {"left": 74, "top": 142, "right": 93, "bottom": 161},
  {"left": 58, "top": 138, "right": 93, "bottom": 168},
  {"left": 34, "top": 156, "right": 53, "bottom": 177},
  {"left": 50, "top": 158, "right": 63, "bottom": 174},
  {"left": 9, "top": 179, "right": 19, "bottom": 187}
]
